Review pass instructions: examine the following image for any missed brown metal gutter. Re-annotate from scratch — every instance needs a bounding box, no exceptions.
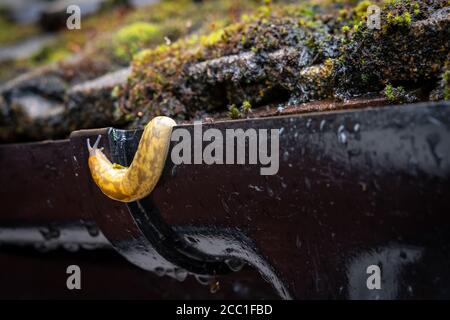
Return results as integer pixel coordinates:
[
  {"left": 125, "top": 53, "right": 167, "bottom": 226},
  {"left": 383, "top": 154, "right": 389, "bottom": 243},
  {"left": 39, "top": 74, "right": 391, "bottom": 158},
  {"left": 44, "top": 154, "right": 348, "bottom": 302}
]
[{"left": 1, "top": 101, "right": 450, "bottom": 299}]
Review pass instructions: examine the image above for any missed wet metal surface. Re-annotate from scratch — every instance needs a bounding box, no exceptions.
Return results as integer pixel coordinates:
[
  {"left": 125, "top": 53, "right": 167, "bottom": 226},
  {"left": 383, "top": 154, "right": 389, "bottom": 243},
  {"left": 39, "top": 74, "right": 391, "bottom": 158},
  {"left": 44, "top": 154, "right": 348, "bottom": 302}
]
[
  {"left": 0, "top": 101, "right": 450, "bottom": 299},
  {"left": 148, "top": 101, "right": 450, "bottom": 299},
  {"left": 0, "top": 246, "right": 278, "bottom": 299},
  {"left": 105, "top": 128, "right": 232, "bottom": 276}
]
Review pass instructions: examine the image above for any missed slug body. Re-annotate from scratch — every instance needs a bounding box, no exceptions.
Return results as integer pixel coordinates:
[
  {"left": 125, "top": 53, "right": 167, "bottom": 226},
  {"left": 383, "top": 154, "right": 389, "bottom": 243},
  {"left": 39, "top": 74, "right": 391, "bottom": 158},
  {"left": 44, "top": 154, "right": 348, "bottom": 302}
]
[{"left": 87, "top": 116, "right": 176, "bottom": 202}]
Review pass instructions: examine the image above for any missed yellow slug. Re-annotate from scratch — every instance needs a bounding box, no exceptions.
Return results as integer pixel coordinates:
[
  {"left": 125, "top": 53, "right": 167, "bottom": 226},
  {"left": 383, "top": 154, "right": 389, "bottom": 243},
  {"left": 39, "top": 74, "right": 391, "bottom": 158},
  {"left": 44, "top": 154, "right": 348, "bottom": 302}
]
[{"left": 87, "top": 116, "right": 176, "bottom": 202}]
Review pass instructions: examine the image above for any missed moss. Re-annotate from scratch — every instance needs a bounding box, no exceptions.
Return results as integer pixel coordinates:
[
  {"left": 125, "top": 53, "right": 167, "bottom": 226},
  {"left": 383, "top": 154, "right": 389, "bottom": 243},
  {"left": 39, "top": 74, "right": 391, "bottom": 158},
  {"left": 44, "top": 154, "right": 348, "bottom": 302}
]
[
  {"left": 241, "top": 100, "right": 252, "bottom": 116},
  {"left": 382, "top": 0, "right": 433, "bottom": 30},
  {"left": 412, "top": 1, "right": 420, "bottom": 15},
  {"left": 443, "top": 68, "right": 450, "bottom": 100},
  {"left": 353, "top": 0, "right": 373, "bottom": 20},
  {"left": 3, "top": 0, "right": 449, "bottom": 143},
  {"left": 111, "top": 85, "right": 122, "bottom": 98},
  {"left": 242, "top": 100, "right": 252, "bottom": 112},
  {"left": 129, "top": 0, "right": 447, "bottom": 122},
  {"left": 125, "top": 1, "right": 348, "bottom": 121},
  {"left": 258, "top": 5, "right": 272, "bottom": 18},
  {"left": 29, "top": 43, "right": 71, "bottom": 65},
  {"left": 360, "top": 73, "right": 370, "bottom": 83},
  {"left": 204, "top": 29, "right": 226, "bottom": 46},
  {"left": 298, "top": 6, "right": 316, "bottom": 18},
  {"left": 384, "top": 84, "right": 407, "bottom": 102},
  {"left": 341, "top": 25, "right": 351, "bottom": 32},
  {"left": 335, "top": 0, "right": 449, "bottom": 100},
  {"left": 228, "top": 104, "right": 241, "bottom": 119},
  {"left": 0, "top": 0, "right": 263, "bottom": 80},
  {"left": 0, "top": 15, "right": 37, "bottom": 45},
  {"left": 387, "top": 11, "right": 411, "bottom": 26},
  {"left": 113, "top": 22, "right": 161, "bottom": 62},
  {"left": 444, "top": 75, "right": 450, "bottom": 100},
  {"left": 384, "top": 84, "right": 395, "bottom": 101}
]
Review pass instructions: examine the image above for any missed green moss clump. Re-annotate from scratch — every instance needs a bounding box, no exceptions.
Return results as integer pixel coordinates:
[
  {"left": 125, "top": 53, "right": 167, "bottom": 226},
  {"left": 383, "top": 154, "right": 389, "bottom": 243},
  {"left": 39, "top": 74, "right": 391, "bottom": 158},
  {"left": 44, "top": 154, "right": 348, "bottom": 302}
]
[
  {"left": 2, "top": 0, "right": 450, "bottom": 143},
  {"left": 113, "top": 22, "right": 161, "bottom": 62},
  {"left": 443, "top": 69, "right": 450, "bottom": 100},
  {"left": 341, "top": 25, "right": 351, "bottom": 32},
  {"left": 228, "top": 104, "right": 241, "bottom": 119},
  {"left": 125, "top": 0, "right": 349, "bottom": 122},
  {"left": 353, "top": 0, "right": 374, "bottom": 20},
  {"left": 384, "top": 84, "right": 407, "bottom": 103},
  {"left": 384, "top": 84, "right": 395, "bottom": 101},
  {"left": 386, "top": 11, "right": 411, "bottom": 27},
  {"left": 0, "top": 15, "right": 37, "bottom": 45},
  {"left": 412, "top": 1, "right": 420, "bottom": 15},
  {"left": 381, "top": 0, "right": 437, "bottom": 30},
  {"left": 111, "top": 85, "right": 121, "bottom": 98},
  {"left": 335, "top": 0, "right": 449, "bottom": 99},
  {"left": 242, "top": 100, "right": 252, "bottom": 114},
  {"left": 29, "top": 44, "right": 71, "bottom": 65}
]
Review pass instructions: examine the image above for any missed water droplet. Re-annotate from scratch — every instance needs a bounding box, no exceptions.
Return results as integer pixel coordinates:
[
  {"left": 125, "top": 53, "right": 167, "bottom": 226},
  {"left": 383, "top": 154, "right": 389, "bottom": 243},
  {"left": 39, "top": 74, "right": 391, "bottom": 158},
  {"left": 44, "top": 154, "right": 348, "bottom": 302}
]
[
  {"left": 195, "top": 274, "right": 212, "bottom": 286},
  {"left": 81, "top": 243, "right": 101, "bottom": 250},
  {"left": 83, "top": 220, "right": 100, "bottom": 237},
  {"left": 295, "top": 235, "right": 302, "bottom": 249},
  {"left": 337, "top": 125, "right": 347, "bottom": 145},
  {"left": 225, "top": 258, "right": 245, "bottom": 272},
  {"left": 210, "top": 280, "right": 220, "bottom": 294},
  {"left": 427, "top": 116, "right": 442, "bottom": 126},
  {"left": 359, "top": 182, "right": 367, "bottom": 192},
  {"left": 154, "top": 267, "right": 166, "bottom": 277},
  {"left": 34, "top": 242, "right": 57, "bottom": 253},
  {"left": 426, "top": 133, "right": 442, "bottom": 167},
  {"left": 46, "top": 199, "right": 54, "bottom": 208},
  {"left": 186, "top": 236, "right": 198, "bottom": 244},
  {"left": 267, "top": 186, "right": 274, "bottom": 198},
  {"left": 39, "top": 225, "right": 60, "bottom": 241},
  {"left": 407, "top": 285, "right": 413, "bottom": 295},
  {"left": 304, "top": 177, "right": 311, "bottom": 190},
  {"left": 317, "top": 120, "right": 325, "bottom": 132},
  {"left": 174, "top": 268, "right": 188, "bottom": 282},
  {"left": 63, "top": 243, "right": 79, "bottom": 252},
  {"left": 171, "top": 165, "right": 177, "bottom": 177},
  {"left": 248, "top": 184, "right": 263, "bottom": 192},
  {"left": 258, "top": 270, "right": 273, "bottom": 284}
]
